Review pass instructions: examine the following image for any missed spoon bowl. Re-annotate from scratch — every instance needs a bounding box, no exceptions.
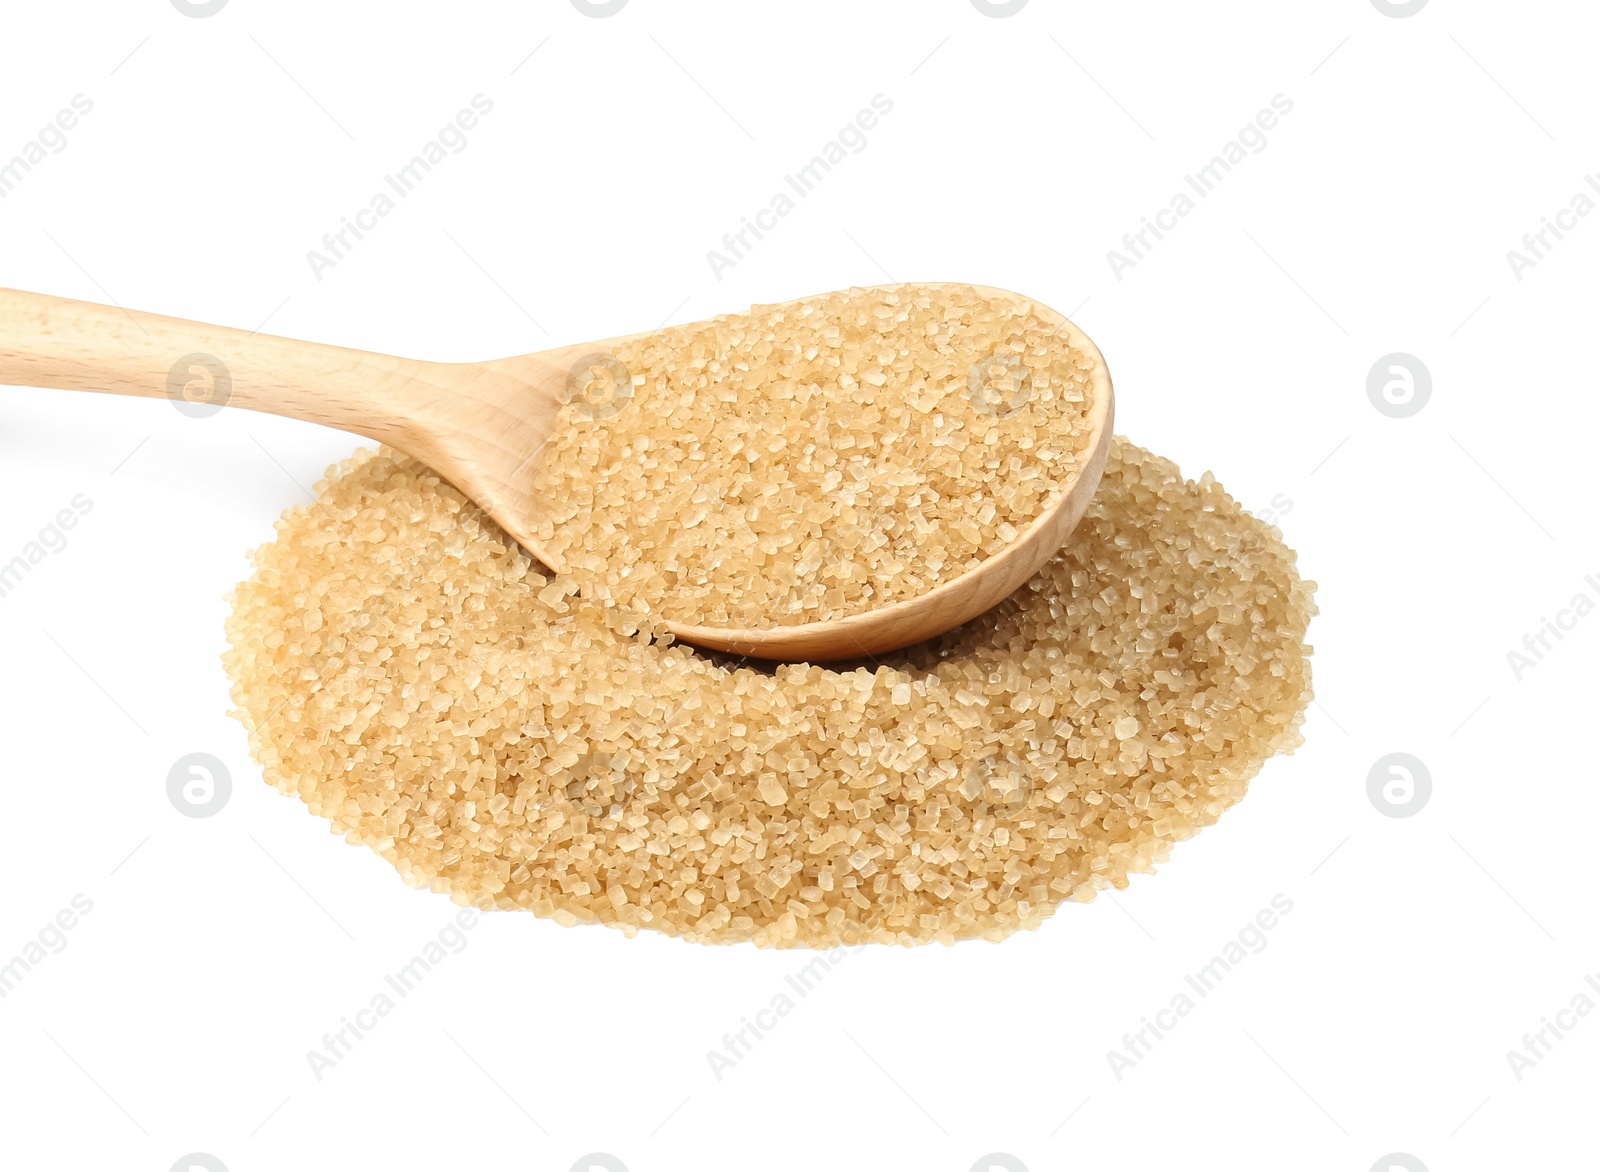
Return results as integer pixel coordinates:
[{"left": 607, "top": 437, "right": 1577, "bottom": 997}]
[{"left": 0, "top": 284, "right": 1112, "bottom": 660}]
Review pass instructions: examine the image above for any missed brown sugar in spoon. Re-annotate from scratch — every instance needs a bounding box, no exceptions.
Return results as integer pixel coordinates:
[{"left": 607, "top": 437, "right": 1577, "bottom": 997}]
[{"left": 0, "top": 284, "right": 1113, "bottom": 660}]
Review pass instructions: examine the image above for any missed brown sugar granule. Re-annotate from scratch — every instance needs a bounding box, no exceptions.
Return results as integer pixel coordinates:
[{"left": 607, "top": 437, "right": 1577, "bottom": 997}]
[
  {"left": 223, "top": 439, "right": 1314, "bottom": 948},
  {"left": 528, "top": 284, "right": 1101, "bottom": 628}
]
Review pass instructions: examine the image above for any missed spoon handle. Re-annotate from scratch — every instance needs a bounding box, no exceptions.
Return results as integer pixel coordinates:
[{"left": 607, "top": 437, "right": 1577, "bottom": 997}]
[{"left": 0, "top": 287, "right": 439, "bottom": 447}]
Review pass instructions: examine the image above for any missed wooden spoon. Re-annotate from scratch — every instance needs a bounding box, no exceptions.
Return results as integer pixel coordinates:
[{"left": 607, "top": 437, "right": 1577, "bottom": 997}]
[{"left": 0, "top": 284, "right": 1112, "bottom": 660}]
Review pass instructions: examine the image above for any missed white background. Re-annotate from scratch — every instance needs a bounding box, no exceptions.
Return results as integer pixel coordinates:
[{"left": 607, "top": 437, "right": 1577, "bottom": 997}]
[{"left": 0, "top": 2, "right": 1594, "bottom": 1170}]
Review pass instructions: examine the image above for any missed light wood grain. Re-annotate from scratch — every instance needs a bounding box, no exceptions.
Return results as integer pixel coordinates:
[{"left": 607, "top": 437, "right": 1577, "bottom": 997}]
[{"left": 0, "top": 284, "right": 1112, "bottom": 661}]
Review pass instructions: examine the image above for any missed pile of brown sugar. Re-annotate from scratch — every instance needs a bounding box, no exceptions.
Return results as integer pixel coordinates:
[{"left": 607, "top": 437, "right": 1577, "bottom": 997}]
[{"left": 223, "top": 438, "right": 1314, "bottom": 948}]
